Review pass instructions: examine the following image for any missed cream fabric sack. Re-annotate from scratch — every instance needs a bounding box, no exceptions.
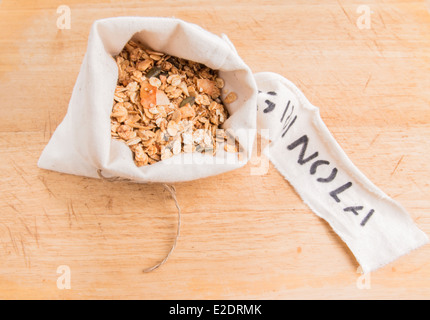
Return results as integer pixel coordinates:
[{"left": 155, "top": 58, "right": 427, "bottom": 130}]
[
  {"left": 39, "top": 17, "right": 428, "bottom": 273},
  {"left": 38, "top": 17, "right": 257, "bottom": 182}
]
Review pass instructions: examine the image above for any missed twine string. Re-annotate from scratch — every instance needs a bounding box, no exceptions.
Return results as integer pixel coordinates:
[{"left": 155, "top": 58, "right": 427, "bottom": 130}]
[{"left": 97, "top": 169, "right": 181, "bottom": 273}]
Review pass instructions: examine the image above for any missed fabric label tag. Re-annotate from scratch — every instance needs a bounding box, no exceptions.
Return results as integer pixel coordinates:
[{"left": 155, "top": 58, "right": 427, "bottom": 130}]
[{"left": 255, "top": 72, "right": 428, "bottom": 273}]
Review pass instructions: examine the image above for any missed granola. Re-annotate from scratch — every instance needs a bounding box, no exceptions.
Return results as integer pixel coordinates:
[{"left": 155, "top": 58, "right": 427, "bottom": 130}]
[{"left": 110, "top": 40, "right": 238, "bottom": 166}]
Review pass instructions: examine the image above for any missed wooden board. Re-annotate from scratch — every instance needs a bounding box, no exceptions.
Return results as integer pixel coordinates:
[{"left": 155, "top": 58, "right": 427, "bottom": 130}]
[{"left": 0, "top": 0, "right": 429, "bottom": 299}]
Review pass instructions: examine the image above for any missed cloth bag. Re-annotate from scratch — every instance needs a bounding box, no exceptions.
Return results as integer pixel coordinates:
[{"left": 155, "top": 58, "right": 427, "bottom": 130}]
[{"left": 38, "top": 17, "right": 428, "bottom": 273}]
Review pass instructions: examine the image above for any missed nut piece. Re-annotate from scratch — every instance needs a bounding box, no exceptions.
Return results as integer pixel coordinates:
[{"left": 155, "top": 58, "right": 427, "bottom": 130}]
[
  {"left": 179, "top": 104, "right": 196, "bottom": 119},
  {"left": 224, "top": 92, "right": 237, "bottom": 104},
  {"left": 140, "top": 82, "right": 157, "bottom": 109},
  {"left": 197, "top": 79, "right": 220, "bottom": 98},
  {"left": 215, "top": 78, "right": 225, "bottom": 89},
  {"left": 137, "top": 59, "right": 152, "bottom": 71},
  {"left": 156, "top": 90, "right": 170, "bottom": 106},
  {"left": 171, "top": 110, "right": 182, "bottom": 123}
]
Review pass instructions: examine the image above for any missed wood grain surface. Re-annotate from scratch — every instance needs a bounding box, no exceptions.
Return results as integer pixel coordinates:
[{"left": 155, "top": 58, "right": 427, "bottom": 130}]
[{"left": 0, "top": 0, "right": 429, "bottom": 299}]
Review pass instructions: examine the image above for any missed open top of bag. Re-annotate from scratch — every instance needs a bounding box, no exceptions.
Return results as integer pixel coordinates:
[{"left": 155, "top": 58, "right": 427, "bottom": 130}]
[{"left": 38, "top": 17, "right": 258, "bottom": 183}]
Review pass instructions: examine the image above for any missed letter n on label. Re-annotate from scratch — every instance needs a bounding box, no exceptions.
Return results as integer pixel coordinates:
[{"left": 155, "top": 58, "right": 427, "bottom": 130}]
[{"left": 287, "top": 135, "right": 318, "bottom": 165}]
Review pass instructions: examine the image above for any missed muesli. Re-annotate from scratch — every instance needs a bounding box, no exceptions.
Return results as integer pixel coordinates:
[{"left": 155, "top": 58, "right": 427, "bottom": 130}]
[{"left": 110, "top": 40, "right": 238, "bottom": 166}]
